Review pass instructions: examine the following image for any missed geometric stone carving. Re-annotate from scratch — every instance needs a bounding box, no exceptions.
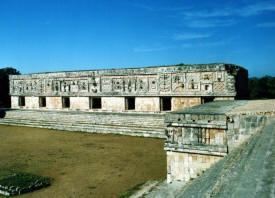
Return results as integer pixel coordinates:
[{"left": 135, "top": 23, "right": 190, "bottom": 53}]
[
  {"left": 159, "top": 73, "right": 171, "bottom": 92},
  {"left": 9, "top": 63, "right": 247, "bottom": 97}
]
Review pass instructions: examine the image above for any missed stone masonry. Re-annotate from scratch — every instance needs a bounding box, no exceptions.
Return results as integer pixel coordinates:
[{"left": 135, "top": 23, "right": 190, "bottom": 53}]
[
  {"left": 164, "top": 100, "right": 275, "bottom": 183},
  {"left": 9, "top": 63, "right": 248, "bottom": 113}
]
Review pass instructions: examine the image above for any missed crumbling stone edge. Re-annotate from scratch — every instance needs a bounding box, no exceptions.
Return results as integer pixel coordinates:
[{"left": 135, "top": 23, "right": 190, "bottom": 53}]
[{"left": 0, "top": 173, "right": 52, "bottom": 196}]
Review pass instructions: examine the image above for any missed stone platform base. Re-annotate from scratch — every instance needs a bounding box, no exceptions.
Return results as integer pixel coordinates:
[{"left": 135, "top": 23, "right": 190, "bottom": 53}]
[{"left": 0, "top": 109, "right": 166, "bottom": 138}]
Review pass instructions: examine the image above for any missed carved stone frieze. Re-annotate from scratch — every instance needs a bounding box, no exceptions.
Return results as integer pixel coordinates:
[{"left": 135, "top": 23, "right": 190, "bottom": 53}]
[
  {"left": 172, "top": 73, "right": 186, "bottom": 92},
  {"left": 136, "top": 77, "right": 148, "bottom": 92},
  {"left": 148, "top": 77, "right": 157, "bottom": 92},
  {"left": 9, "top": 63, "right": 246, "bottom": 96},
  {"left": 159, "top": 73, "right": 171, "bottom": 92}
]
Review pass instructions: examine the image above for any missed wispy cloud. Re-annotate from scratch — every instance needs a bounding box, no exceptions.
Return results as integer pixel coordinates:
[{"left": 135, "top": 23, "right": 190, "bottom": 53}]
[
  {"left": 182, "top": 9, "right": 232, "bottom": 19},
  {"left": 181, "top": 38, "right": 236, "bottom": 48},
  {"left": 172, "top": 33, "right": 211, "bottom": 40},
  {"left": 133, "top": 45, "right": 171, "bottom": 52},
  {"left": 181, "top": 2, "right": 275, "bottom": 19},
  {"left": 240, "top": 2, "right": 275, "bottom": 16},
  {"left": 133, "top": 1, "right": 275, "bottom": 30},
  {"left": 179, "top": 2, "right": 275, "bottom": 28},
  {"left": 256, "top": 22, "right": 275, "bottom": 28},
  {"left": 185, "top": 19, "right": 236, "bottom": 28}
]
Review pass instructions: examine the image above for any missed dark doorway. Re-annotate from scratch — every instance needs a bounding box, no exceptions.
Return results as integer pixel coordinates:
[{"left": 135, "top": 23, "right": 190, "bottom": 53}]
[
  {"left": 125, "top": 97, "right": 135, "bottom": 110},
  {"left": 18, "top": 96, "right": 25, "bottom": 107},
  {"left": 62, "top": 97, "right": 70, "bottom": 108},
  {"left": 160, "top": 97, "right": 171, "bottom": 111},
  {"left": 202, "top": 97, "right": 215, "bottom": 104},
  {"left": 39, "top": 97, "right": 46, "bottom": 107},
  {"left": 90, "top": 97, "right": 102, "bottom": 109}
]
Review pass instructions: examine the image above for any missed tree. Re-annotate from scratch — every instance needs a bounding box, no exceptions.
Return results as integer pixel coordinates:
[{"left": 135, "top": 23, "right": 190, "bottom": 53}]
[
  {"left": 248, "top": 76, "right": 275, "bottom": 99},
  {"left": 0, "top": 67, "right": 20, "bottom": 108}
]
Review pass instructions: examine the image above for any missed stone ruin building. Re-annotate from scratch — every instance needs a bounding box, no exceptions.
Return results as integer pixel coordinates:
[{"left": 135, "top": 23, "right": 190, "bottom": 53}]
[
  {"left": 9, "top": 63, "right": 247, "bottom": 113},
  {"left": 2, "top": 63, "right": 275, "bottom": 197},
  {"left": 6, "top": 62, "right": 268, "bottom": 189},
  {"left": 5, "top": 63, "right": 248, "bottom": 137}
]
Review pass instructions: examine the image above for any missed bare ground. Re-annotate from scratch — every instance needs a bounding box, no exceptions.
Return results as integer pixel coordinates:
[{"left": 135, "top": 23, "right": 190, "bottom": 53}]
[{"left": 0, "top": 125, "right": 166, "bottom": 198}]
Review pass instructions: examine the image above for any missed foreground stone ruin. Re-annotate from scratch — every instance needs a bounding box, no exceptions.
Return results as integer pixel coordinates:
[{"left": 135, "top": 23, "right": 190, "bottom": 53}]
[
  {"left": 178, "top": 117, "right": 275, "bottom": 198},
  {"left": 164, "top": 99, "right": 275, "bottom": 183},
  {"left": 0, "top": 173, "right": 51, "bottom": 196}
]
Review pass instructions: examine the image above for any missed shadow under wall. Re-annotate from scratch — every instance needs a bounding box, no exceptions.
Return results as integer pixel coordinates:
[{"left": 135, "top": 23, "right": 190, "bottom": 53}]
[{"left": 0, "top": 109, "right": 6, "bottom": 118}]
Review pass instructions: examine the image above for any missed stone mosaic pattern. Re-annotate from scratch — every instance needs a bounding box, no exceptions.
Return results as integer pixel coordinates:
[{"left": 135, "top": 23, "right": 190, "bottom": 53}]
[{"left": 9, "top": 64, "right": 246, "bottom": 97}]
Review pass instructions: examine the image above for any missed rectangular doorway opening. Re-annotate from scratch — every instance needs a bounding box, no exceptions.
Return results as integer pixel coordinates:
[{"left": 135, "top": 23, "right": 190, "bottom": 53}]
[
  {"left": 90, "top": 97, "right": 102, "bottom": 109},
  {"left": 18, "top": 96, "right": 25, "bottom": 107},
  {"left": 62, "top": 97, "right": 70, "bottom": 108},
  {"left": 160, "top": 97, "right": 171, "bottom": 111},
  {"left": 39, "top": 96, "right": 46, "bottom": 107},
  {"left": 202, "top": 97, "right": 215, "bottom": 104},
  {"left": 125, "top": 97, "right": 135, "bottom": 110}
]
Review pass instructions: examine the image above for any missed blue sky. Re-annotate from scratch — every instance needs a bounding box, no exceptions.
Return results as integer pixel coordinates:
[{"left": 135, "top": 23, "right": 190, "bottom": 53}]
[{"left": 0, "top": 0, "right": 275, "bottom": 77}]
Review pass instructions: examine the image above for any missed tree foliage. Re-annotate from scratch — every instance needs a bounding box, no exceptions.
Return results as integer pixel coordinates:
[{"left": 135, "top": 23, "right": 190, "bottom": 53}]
[
  {"left": 248, "top": 75, "right": 275, "bottom": 99},
  {"left": 0, "top": 67, "right": 20, "bottom": 108}
]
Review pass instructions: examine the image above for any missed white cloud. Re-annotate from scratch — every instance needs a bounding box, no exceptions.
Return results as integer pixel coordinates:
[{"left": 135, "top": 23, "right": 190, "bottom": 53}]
[
  {"left": 185, "top": 19, "right": 236, "bottom": 28},
  {"left": 181, "top": 2, "right": 275, "bottom": 19},
  {"left": 179, "top": 2, "right": 275, "bottom": 28},
  {"left": 239, "top": 2, "right": 275, "bottom": 16},
  {"left": 181, "top": 9, "right": 232, "bottom": 19},
  {"left": 172, "top": 33, "right": 211, "bottom": 40}
]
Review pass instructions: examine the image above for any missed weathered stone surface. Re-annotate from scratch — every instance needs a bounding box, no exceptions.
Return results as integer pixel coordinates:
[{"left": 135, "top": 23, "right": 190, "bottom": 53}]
[
  {"left": 0, "top": 109, "right": 166, "bottom": 138},
  {"left": 9, "top": 63, "right": 248, "bottom": 112},
  {"left": 164, "top": 100, "right": 275, "bottom": 183},
  {"left": 177, "top": 118, "right": 275, "bottom": 198},
  {"left": 135, "top": 97, "right": 160, "bottom": 112},
  {"left": 167, "top": 152, "right": 222, "bottom": 182}
]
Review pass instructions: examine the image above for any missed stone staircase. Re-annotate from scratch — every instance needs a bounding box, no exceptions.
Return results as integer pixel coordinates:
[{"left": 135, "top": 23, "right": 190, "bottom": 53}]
[{"left": 0, "top": 109, "right": 166, "bottom": 138}]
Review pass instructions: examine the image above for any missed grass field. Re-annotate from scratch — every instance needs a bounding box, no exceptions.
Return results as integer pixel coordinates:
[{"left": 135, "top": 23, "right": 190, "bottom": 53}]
[{"left": 0, "top": 125, "right": 166, "bottom": 198}]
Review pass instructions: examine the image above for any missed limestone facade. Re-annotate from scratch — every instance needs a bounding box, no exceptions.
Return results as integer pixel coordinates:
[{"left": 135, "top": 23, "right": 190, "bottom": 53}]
[
  {"left": 9, "top": 63, "right": 247, "bottom": 112},
  {"left": 164, "top": 100, "right": 272, "bottom": 183}
]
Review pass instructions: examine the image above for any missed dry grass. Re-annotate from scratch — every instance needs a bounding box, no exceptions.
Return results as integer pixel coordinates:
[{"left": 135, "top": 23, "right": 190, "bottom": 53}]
[{"left": 0, "top": 125, "right": 166, "bottom": 198}]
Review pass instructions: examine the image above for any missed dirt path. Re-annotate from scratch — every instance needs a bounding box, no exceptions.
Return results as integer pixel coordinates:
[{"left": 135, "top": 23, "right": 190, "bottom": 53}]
[{"left": 0, "top": 125, "right": 166, "bottom": 198}]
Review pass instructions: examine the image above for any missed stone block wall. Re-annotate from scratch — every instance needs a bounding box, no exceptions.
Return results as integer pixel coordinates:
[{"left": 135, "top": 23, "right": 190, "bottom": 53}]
[
  {"left": 135, "top": 97, "right": 160, "bottom": 112},
  {"left": 70, "top": 97, "right": 89, "bottom": 110},
  {"left": 25, "top": 96, "right": 39, "bottom": 109},
  {"left": 166, "top": 127, "right": 226, "bottom": 147},
  {"left": 164, "top": 100, "right": 272, "bottom": 183},
  {"left": 171, "top": 97, "right": 201, "bottom": 111},
  {"left": 11, "top": 96, "right": 19, "bottom": 108},
  {"left": 10, "top": 95, "right": 223, "bottom": 113},
  {"left": 46, "top": 97, "right": 62, "bottom": 109},
  {"left": 226, "top": 115, "right": 268, "bottom": 151},
  {"left": 102, "top": 97, "right": 125, "bottom": 111},
  {"left": 167, "top": 151, "right": 222, "bottom": 182}
]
